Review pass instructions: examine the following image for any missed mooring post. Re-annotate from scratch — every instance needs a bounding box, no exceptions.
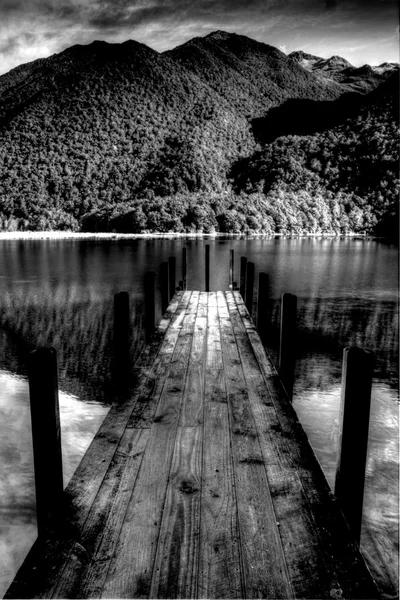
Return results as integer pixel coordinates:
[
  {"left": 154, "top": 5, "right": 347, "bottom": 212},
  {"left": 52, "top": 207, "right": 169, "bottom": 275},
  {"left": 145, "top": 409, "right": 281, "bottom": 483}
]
[
  {"left": 229, "top": 249, "right": 234, "bottom": 289},
  {"left": 257, "top": 272, "right": 269, "bottom": 339},
  {"left": 114, "top": 291, "right": 130, "bottom": 370},
  {"left": 279, "top": 292, "right": 297, "bottom": 400},
  {"left": 28, "top": 347, "right": 63, "bottom": 537},
  {"left": 335, "top": 347, "right": 373, "bottom": 543},
  {"left": 239, "top": 257, "right": 247, "bottom": 299},
  {"left": 205, "top": 244, "right": 210, "bottom": 292},
  {"left": 182, "top": 247, "right": 187, "bottom": 291},
  {"left": 160, "top": 262, "right": 169, "bottom": 314},
  {"left": 144, "top": 271, "right": 156, "bottom": 340},
  {"left": 245, "top": 262, "right": 255, "bottom": 316},
  {"left": 168, "top": 256, "right": 176, "bottom": 301}
]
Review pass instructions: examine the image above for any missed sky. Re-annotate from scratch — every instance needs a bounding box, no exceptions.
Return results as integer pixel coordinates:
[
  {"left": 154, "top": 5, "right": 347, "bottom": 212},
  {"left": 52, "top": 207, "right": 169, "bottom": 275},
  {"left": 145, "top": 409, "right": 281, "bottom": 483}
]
[{"left": 0, "top": 0, "right": 398, "bottom": 76}]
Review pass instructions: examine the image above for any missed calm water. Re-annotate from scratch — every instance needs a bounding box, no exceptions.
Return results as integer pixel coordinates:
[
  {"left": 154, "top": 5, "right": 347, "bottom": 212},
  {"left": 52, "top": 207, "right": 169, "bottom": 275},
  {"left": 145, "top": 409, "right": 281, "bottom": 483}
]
[{"left": 0, "top": 236, "right": 398, "bottom": 598}]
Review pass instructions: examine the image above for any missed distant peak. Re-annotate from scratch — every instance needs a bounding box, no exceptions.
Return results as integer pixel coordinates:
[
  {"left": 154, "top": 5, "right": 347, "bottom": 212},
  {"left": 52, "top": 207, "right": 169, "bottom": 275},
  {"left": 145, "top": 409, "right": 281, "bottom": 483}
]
[
  {"left": 289, "top": 50, "right": 321, "bottom": 62},
  {"left": 326, "top": 55, "right": 353, "bottom": 67},
  {"left": 205, "top": 30, "right": 234, "bottom": 41}
]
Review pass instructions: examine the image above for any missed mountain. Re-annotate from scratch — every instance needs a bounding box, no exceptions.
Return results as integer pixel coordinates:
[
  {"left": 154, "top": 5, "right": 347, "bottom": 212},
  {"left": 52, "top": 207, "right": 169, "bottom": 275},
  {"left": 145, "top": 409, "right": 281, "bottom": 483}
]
[
  {"left": 229, "top": 71, "right": 399, "bottom": 237},
  {"left": 289, "top": 49, "right": 399, "bottom": 93},
  {"left": 0, "top": 31, "right": 398, "bottom": 235},
  {"left": 165, "top": 31, "right": 344, "bottom": 118}
]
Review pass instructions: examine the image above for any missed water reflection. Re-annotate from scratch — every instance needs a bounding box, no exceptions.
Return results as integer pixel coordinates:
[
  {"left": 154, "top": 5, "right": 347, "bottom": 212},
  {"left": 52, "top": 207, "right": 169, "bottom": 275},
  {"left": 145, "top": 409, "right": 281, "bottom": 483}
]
[
  {"left": 0, "top": 370, "right": 108, "bottom": 599},
  {"left": 0, "top": 237, "right": 397, "bottom": 598}
]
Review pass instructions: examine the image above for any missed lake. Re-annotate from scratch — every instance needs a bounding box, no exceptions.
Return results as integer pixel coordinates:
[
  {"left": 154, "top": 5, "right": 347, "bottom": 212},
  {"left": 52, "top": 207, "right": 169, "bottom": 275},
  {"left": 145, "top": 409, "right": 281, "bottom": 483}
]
[{"left": 0, "top": 236, "right": 398, "bottom": 598}]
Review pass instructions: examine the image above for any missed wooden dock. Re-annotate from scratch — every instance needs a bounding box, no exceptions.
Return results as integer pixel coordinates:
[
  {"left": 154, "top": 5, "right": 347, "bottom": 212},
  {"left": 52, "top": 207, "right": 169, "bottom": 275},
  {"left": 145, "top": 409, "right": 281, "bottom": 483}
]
[{"left": 6, "top": 291, "right": 379, "bottom": 599}]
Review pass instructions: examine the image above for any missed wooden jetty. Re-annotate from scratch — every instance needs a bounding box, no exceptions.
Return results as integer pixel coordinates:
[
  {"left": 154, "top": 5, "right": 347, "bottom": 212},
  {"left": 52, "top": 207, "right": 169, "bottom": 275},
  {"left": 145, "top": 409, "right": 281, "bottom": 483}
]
[{"left": 6, "top": 290, "right": 379, "bottom": 599}]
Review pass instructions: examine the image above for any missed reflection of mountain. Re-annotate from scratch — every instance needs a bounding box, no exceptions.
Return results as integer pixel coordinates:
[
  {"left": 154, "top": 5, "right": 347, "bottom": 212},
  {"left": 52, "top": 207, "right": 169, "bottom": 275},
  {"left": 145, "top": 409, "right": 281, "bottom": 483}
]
[
  {"left": 0, "top": 285, "right": 145, "bottom": 403},
  {"left": 264, "top": 296, "right": 398, "bottom": 386}
]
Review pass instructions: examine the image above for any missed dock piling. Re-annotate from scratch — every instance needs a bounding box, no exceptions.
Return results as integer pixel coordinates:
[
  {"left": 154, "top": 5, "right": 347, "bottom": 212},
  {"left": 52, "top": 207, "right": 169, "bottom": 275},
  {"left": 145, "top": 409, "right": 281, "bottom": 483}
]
[
  {"left": 279, "top": 292, "right": 297, "bottom": 400},
  {"left": 144, "top": 271, "right": 156, "bottom": 340},
  {"left": 114, "top": 291, "right": 130, "bottom": 374},
  {"left": 245, "top": 262, "right": 255, "bottom": 316},
  {"left": 257, "top": 272, "right": 269, "bottom": 339},
  {"left": 239, "top": 257, "right": 247, "bottom": 299},
  {"left": 182, "top": 247, "right": 187, "bottom": 290},
  {"left": 168, "top": 257, "right": 176, "bottom": 301},
  {"left": 335, "top": 347, "right": 373, "bottom": 543},
  {"left": 160, "top": 262, "right": 169, "bottom": 314},
  {"left": 205, "top": 244, "right": 210, "bottom": 292},
  {"left": 229, "top": 249, "right": 234, "bottom": 289},
  {"left": 28, "top": 347, "right": 63, "bottom": 537}
]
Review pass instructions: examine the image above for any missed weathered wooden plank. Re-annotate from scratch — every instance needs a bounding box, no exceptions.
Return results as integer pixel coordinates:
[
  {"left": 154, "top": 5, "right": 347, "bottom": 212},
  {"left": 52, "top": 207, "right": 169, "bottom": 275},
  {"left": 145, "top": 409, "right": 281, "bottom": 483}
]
[
  {"left": 226, "top": 291, "right": 339, "bottom": 599},
  {"left": 205, "top": 292, "right": 223, "bottom": 369},
  {"left": 230, "top": 291, "right": 380, "bottom": 600},
  {"left": 198, "top": 293, "right": 244, "bottom": 599},
  {"left": 179, "top": 294, "right": 207, "bottom": 428},
  {"left": 128, "top": 291, "right": 193, "bottom": 427},
  {"left": 48, "top": 428, "right": 149, "bottom": 599},
  {"left": 216, "top": 291, "right": 293, "bottom": 600},
  {"left": 5, "top": 295, "right": 186, "bottom": 600},
  {"left": 150, "top": 426, "right": 203, "bottom": 599},
  {"left": 100, "top": 293, "right": 199, "bottom": 599},
  {"left": 134, "top": 291, "right": 186, "bottom": 368}
]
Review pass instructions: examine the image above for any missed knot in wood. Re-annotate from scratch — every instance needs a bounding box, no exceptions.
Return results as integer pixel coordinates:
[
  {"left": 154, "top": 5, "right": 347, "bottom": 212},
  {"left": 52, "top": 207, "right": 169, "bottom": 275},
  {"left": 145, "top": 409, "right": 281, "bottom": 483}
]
[{"left": 179, "top": 480, "right": 199, "bottom": 495}]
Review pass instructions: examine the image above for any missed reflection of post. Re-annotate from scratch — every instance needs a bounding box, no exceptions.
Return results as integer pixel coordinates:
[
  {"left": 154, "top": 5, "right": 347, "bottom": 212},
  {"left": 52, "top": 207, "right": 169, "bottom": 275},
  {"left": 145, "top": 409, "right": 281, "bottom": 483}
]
[
  {"left": 29, "top": 347, "right": 63, "bottom": 537},
  {"left": 144, "top": 272, "right": 156, "bottom": 341},
  {"left": 257, "top": 272, "right": 269, "bottom": 339},
  {"left": 279, "top": 293, "right": 297, "bottom": 400},
  {"left": 335, "top": 347, "right": 373, "bottom": 544},
  {"left": 239, "top": 257, "right": 247, "bottom": 299},
  {"left": 229, "top": 249, "right": 234, "bottom": 289},
  {"left": 168, "top": 257, "right": 176, "bottom": 301},
  {"left": 114, "top": 292, "right": 130, "bottom": 371},
  {"left": 182, "top": 247, "right": 187, "bottom": 291},
  {"left": 161, "top": 262, "right": 169, "bottom": 314},
  {"left": 245, "top": 262, "right": 255, "bottom": 316},
  {"left": 205, "top": 245, "right": 210, "bottom": 292}
]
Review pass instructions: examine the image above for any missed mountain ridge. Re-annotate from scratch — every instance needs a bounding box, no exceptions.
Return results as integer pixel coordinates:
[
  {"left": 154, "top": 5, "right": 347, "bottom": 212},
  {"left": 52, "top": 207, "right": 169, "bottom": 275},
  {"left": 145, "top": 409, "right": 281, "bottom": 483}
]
[{"left": 0, "top": 31, "right": 398, "bottom": 235}]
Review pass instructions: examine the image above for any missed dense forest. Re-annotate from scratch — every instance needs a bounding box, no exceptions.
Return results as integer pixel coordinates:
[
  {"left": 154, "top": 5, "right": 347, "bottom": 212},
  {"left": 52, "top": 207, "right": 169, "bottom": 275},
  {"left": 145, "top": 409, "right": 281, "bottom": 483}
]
[{"left": 0, "top": 32, "right": 398, "bottom": 236}]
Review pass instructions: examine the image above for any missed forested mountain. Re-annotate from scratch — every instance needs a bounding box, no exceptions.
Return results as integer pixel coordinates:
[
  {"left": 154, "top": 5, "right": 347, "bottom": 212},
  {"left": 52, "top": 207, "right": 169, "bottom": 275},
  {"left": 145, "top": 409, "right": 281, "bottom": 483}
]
[{"left": 0, "top": 31, "right": 398, "bottom": 235}]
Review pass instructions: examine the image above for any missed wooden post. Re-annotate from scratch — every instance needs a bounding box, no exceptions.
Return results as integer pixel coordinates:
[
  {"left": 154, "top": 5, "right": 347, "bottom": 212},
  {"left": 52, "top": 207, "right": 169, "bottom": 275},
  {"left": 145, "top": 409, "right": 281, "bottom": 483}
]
[
  {"left": 168, "top": 256, "right": 176, "bottom": 301},
  {"left": 257, "top": 272, "right": 269, "bottom": 339},
  {"left": 182, "top": 247, "right": 187, "bottom": 291},
  {"left": 28, "top": 347, "right": 63, "bottom": 537},
  {"left": 229, "top": 249, "right": 234, "bottom": 289},
  {"left": 114, "top": 292, "right": 130, "bottom": 369},
  {"left": 160, "top": 262, "right": 169, "bottom": 314},
  {"left": 205, "top": 244, "right": 210, "bottom": 292},
  {"left": 245, "top": 261, "right": 255, "bottom": 316},
  {"left": 239, "top": 257, "right": 247, "bottom": 299},
  {"left": 144, "top": 271, "right": 156, "bottom": 340},
  {"left": 279, "top": 293, "right": 297, "bottom": 400},
  {"left": 335, "top": 347, "right": 373, "bottom": 543}
]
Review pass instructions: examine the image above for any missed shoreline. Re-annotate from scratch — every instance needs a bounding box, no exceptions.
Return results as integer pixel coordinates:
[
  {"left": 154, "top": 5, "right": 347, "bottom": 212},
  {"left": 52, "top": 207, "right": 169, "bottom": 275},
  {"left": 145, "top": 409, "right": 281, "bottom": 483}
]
[{"left": 0, "top": 231, "right": 384, "bottom": 241}]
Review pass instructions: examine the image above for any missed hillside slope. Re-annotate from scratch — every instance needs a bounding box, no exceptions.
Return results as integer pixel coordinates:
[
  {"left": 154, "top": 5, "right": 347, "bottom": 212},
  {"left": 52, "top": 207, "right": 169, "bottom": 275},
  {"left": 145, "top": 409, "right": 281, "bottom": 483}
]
[
  {"left": 0, "top": 31, "right": 398, "bottom": 235},
  {"left": 165, "top": 31, "right": 345, "bottom": 118},
  {"left": 0, "top": 38, "right": 257, "bottom": 229}
]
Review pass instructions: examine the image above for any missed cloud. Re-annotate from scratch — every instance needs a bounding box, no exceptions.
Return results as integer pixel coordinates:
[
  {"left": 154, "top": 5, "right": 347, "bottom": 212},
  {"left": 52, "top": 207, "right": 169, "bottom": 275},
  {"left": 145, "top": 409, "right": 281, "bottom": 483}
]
[{"left": 0, "top": 0, "right": 398, "bottom": 74}]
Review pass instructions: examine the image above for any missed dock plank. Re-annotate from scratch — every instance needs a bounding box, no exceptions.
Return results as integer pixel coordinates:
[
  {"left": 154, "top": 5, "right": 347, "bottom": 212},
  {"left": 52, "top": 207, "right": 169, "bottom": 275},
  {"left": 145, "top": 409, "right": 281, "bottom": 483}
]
[
  {"left": 150, "top": 426, "right": 203, "bottom": 599},
  {"left": 226, "top": 291, "right": 337, "bottom": 598},
  {"left": 198, "top": 292, "right": 244, "bottom": 599},
  {"left": 100, "top": 292, "right": 199, "bottom": 599},
  {"left": 5, "top": 289, "right": 380, "bottom": 600},
  {"left": 217, "top": 291, "right": 294, "bottom": 600},
  {"left": 4, "top": 293, "right": 184, "bottom": 600},
  {"left": 230, "top": 290, "right": 380, "bottom": 599}
]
